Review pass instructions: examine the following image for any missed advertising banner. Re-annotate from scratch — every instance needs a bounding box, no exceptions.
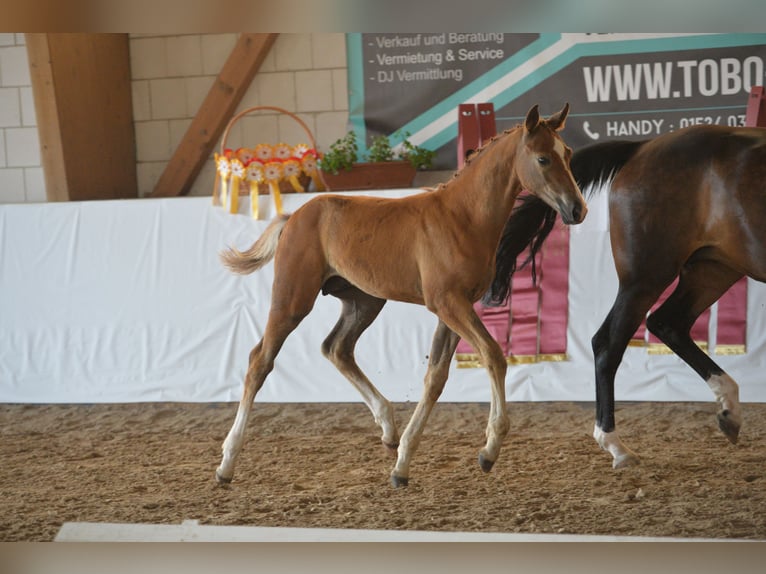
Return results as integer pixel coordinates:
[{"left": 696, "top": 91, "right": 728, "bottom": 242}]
[{"left": 347, "top": 33, "right": 766, "bottom": 169}]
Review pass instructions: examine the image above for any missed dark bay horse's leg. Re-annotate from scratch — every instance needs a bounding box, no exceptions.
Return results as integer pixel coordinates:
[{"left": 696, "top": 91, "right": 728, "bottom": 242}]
[
  {"left": 321, "top": 287, "right": 399, "bottom": 451},
  {"left": 645, "top": 259, "right": 744, "bottom": 443},
  {"left": 216, "top": 257, "right": 323, "bottom": 485},
  {"left": 592, "top": 281, "right": 670, "bottom": 468},
  {"left": 390, "top": 320, "right": 460, "bottom": 487}
]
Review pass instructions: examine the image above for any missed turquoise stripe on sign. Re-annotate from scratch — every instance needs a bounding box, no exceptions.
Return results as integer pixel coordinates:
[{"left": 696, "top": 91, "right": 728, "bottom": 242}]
[
  {"left": 418, "top": 33, "right": 766, "bottom": 151},
  {"left": 390, "top": 34, "right": 562, "bottom": 146},
  {"left": 345, "top": 33, "right": 367, "bottom": 147}
]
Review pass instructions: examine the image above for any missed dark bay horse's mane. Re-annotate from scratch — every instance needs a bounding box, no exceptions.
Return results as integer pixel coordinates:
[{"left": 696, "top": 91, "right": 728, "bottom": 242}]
[{"left": 484, "top": 138, "right": 648, "bottom": 306}]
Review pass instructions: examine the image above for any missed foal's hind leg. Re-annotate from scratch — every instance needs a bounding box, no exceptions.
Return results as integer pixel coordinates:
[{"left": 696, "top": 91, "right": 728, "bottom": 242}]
[
  {"left": 390, "top": 320, "right": 460, "bottom": 487},
  {"left": 321, "top": 288, "right": 399, "bottom": 451},
  {"left": 646, "top": 260, "right": 744, "bottom": 443},
  {"left": 216, "top": 276, "right": 321, "bottom": 484}
]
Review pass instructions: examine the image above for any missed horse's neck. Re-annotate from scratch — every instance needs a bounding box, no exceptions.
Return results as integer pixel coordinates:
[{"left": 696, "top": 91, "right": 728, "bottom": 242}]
[{"left": 441, "top": 130, "right": 523, "bottom": 233}]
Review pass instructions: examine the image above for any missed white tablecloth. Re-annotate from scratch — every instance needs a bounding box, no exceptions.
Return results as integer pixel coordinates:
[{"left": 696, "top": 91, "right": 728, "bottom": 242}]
[{"left": 2, "top": 189, "right": 765, "bottom": 403}]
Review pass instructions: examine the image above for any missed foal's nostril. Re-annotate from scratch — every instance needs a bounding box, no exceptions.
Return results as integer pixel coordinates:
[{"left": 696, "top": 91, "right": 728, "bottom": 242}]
[{"left": 572, "top": 203, "right": 582, "bottom": 222}]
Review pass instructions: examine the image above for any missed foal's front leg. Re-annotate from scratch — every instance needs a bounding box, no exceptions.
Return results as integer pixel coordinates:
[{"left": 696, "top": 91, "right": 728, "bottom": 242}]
[
  {"left": 390, "top": 321, "right": 459, "bottom": 487},
  {"left": 436, "top": 297, "right": 510, "bottom": 473},
  {"left": 390, "top": 295, "right": 510, "bottom": 487}
]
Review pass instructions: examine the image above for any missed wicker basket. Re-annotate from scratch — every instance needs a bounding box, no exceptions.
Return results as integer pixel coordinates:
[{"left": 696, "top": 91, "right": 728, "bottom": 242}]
[{"left": 214, "top": 106, "right": 326, "bottom": 201}]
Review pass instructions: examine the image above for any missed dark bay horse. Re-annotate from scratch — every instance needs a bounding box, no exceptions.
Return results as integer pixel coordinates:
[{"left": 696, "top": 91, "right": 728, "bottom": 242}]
[
  {"left": 489, "top": 124, "right": 766, "bottom": 468},
  {"left": 216, "top": 104, "right": 587, "bottom": 488}
]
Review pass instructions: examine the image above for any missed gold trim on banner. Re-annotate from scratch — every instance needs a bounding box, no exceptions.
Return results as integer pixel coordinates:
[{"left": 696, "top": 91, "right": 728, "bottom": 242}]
[
  {"left": 507, "top": 355, "right": 539, "bottom": 365},
  {"left": 647, "top": 343, "right": 673, "bottom": 355},
  {"left": 647, "top": 342, "right": 708, "bottom": 355},
  {"left": 455, "top": 354, "right": 482, "bottom": 369},
  {"left": 714, "top": 344, "right": 747, "bottom": 355},
  {"left": 536, "top": 353, "right": 568, "bottom": 362},
  {"left": 628, "top": 339, "right": 647, "bottom": 347},
  {"left": 455, "top": 353, "right": 569, "bottom": 368}
]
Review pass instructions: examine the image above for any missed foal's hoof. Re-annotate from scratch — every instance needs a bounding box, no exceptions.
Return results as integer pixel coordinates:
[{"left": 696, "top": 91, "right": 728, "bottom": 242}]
[
  {"left": 390, "top": 474, "right": 409, "bottom": 488},
  {"left": 478, "top": 452, "right": 495, "bottom": 473},
  {"left": 215, "top": 469, "right": 233, "bottom": 485},
  {"left": 717, "top": 411, "right": 740, "bottom": 444}
]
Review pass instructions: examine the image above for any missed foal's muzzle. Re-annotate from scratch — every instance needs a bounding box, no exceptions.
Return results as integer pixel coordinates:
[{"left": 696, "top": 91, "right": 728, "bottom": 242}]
[{"left": 558, "top": 198, "right": 587, "bottom": 225}]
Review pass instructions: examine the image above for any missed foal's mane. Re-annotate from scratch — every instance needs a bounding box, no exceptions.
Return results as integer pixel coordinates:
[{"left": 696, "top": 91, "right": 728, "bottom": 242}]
[{"left": 431, "top": 123, "right": 523, "bottom": 192}]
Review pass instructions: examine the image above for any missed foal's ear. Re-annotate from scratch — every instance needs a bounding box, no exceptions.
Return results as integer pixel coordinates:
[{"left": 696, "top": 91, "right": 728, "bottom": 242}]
[
  {"left": 524, "top": 104, "right": 540, "bottom": 133},
  {"left": 546, "top": 102, "right": 570, "bottom": 131}
]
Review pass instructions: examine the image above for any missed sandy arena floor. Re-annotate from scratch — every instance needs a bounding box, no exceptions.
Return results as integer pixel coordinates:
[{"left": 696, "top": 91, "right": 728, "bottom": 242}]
[{"left": 0, "top": 400, "right": 764, "bottom": 541}]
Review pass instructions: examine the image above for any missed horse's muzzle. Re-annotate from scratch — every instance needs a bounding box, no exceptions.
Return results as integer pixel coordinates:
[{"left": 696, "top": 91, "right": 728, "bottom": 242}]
[{"left": 558, "top": 198, "right": 588, "bottom": 225}]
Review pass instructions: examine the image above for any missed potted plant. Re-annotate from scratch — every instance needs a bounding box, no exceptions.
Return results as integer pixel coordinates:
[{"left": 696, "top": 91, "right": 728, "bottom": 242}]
[{"left": 318, "top": 130, "right": 435, "bottom": 191}]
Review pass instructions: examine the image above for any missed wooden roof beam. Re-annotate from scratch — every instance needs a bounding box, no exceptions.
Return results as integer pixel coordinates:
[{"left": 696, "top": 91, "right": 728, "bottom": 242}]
[
  {"left": 27, "top": 33, "right": 137, "bottom": 201},
  {"left": 150, "top": 33, "right": 278, "bottom": 197}
]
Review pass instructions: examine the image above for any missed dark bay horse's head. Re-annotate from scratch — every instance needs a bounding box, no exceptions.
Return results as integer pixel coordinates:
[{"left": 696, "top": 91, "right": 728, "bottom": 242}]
[{"left": 515, "top": 103, "right": 587, "bottom": 225}]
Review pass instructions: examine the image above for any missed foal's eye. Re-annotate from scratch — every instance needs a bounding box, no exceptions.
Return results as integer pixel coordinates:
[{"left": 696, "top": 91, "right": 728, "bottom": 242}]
[{"left": 537, "top": 156, "right": 551, "bottom": 166}]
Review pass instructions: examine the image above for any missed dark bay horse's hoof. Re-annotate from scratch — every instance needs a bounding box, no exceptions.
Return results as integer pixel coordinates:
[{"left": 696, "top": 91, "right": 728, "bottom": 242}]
[
  {"left": 612, "top": 452, "right": 641, "bottom": 469},
  {"left": 717, "top": 411, "right": 740, "bottom": 444},
  {"left": 478, "top": 452, "right": 495, "bottom": 473},
  {"left": 390, "top": 474, "right": 409, "bottom": 488},
  {"left": 215, "top": 470, "right": 233, "bottom": 485}
]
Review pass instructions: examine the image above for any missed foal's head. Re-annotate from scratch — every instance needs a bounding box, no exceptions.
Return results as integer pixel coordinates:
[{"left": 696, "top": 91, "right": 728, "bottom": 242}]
[{"left": 515, "top": 103, "right": 587, "bottom": 225}]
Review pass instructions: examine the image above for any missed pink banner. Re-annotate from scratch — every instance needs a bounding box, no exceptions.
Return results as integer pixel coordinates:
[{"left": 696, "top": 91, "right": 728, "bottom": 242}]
[
  {"left": 455, "top": 301, "right": 511, "bottom": 357},
  {"left": 645, "top": 279, "right": 710, "bottom": 352},
  {"left": 508, "top": 248, "right": 541, "bottom": 360},
  {"left": 456, "top": 193, "right": 572, "bottom": 366},
  {"left": 481, "top": 302, "right": 512, "bottom": 356},
  {"left": 538, "top": 220, "right": 569, "bottom": 359},
  {"left": 457, "top": 211, "right": 571, "bottom": 366}
]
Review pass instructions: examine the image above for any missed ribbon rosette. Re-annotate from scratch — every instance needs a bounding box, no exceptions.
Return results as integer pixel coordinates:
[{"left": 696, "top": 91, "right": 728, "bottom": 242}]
[
  {"left": 283, "top": 158, "right": 305, "bottom": 192},
  {"left": 214, "top": 140, "right": 322, "bottom": 218},
  {"left": 293, "top": 143, "right": 310, "bottom": 157},
  {"left": 299, "top": 149, "right": 325, "bottom": 191},
  {"left": 245, "top": 161, "right": 265, "bottom": 219},
  {"left": 254, "top": 143, "right": 273, "bottom": 163},
  {"left": 214, "top": 150, "right": 233, "bottom": 207},
  {"left": 273, "top": 143, "right": 293, "bottom": 161},
  {"left": 236, "top": 147, "right": 255, "bottom": 165},
  {"left": 263, "top": 161, "right": 285, "bottom": 215},
  {"left": 227, "top": 158, "right": 245, "bottom": 214}
]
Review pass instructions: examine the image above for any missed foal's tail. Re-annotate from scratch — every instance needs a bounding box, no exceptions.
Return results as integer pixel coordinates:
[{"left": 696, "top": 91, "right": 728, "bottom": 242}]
[
  {"left": 220, "top": 214, "right": 290, "bottom": 275},
  {"left": 484, "top": 139, "right": 647, "bottom": 305}
]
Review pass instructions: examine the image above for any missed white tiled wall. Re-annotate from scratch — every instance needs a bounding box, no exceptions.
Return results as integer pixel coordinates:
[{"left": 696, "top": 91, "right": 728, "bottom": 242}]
[
  {"left": 0, "top": 33, "right": 350, "bottom": 203},
  {"left": 130, "top": 33, "right": 350, "bottom": 198},
  {"left": 0, "top": 33, "right": 45, "bottom": 203}
]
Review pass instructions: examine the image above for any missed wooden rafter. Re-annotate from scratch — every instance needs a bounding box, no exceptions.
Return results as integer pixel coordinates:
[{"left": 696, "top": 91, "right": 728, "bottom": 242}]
[
  {"left": 27, "top": 33, "right": 137, "bottom": 201},
  {"left": 150, "top": 33, "right": 278, "bottom": 197}
]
